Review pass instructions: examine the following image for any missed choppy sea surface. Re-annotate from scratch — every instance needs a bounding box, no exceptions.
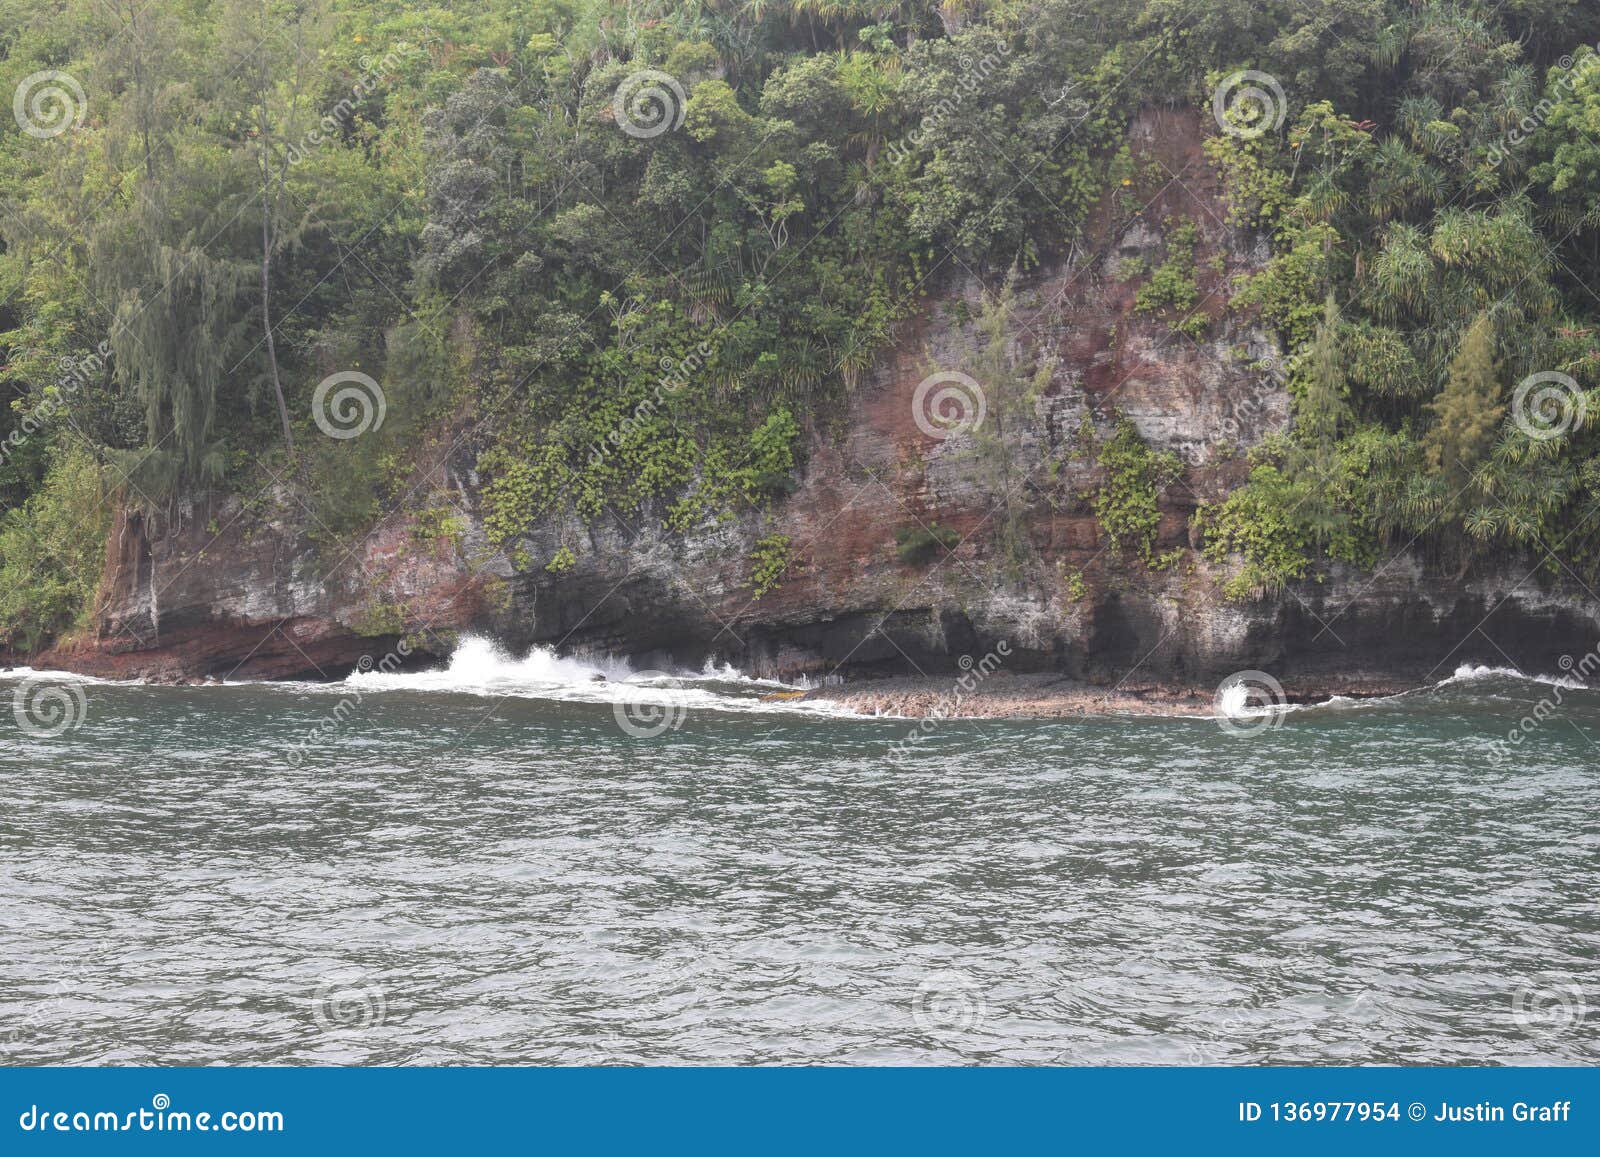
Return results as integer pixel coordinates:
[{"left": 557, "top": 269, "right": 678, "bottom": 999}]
[{"left": 2, "top": 639, "right": 1597, "bottom": 1065}]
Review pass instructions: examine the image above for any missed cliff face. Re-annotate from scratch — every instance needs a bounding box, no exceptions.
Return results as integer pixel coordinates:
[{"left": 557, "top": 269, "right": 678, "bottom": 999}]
[{"left": 31, "top": 109, "right": 1600, "bottom": 690}]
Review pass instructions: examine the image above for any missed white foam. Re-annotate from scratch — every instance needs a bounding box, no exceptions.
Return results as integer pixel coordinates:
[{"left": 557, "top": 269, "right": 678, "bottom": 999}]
[
  {"left": 1216, "top": 682, "right": 1256, "bottom": 718},
  {"left": 0, "top": 665, "right": 118, "bottom": 685},
  {"left": 1437, "top": 663, "right": 1591, "bottom": 692},
  {"left": 349, "top": 635, "right": 631, "bottom": 693},
  {"left": 1298, "top": 690, "right": 1412, "bottom": 712},
  {"left": 1213, "top": 682, "right": 1296, "bottom": 721},
  {"left": 0, "top": 637, "right": 860, "bottom": 717},
  {"left": 340, "top": 634, "right": 860, "bottom": 718}
]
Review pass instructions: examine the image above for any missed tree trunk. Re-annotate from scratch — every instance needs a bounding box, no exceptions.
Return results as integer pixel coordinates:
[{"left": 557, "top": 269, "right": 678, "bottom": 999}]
[
  {"left": 258, "top": 139, "right": 294, "bottom": 459},
  {"left": 260, "top": 220, "right": 294, "bottom": 457}
]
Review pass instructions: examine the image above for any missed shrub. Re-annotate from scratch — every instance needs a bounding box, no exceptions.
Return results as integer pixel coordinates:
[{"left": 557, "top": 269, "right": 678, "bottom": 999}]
[
  {"left": 894, "top": 522, "right": 960, "bottom": 563},
  {"left": 1092, "top": 420, "right": 1183, "bottom": 569},
  {"left": 749, "top": 533, "right": 794, "bottom": 598},
  {"left": 0, "top": 448, "right": 111, "bottom": 651}
]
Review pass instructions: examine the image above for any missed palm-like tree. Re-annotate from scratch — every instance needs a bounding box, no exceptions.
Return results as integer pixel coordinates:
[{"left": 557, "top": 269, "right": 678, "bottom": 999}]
[{"left": 835, "top": 49, "right": 902, "bottom": 164}]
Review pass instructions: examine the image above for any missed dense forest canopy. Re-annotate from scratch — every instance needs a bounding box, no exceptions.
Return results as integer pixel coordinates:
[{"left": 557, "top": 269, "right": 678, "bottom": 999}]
[{"left": 4, "top": 0, "right": 1600, "bottom": 648}]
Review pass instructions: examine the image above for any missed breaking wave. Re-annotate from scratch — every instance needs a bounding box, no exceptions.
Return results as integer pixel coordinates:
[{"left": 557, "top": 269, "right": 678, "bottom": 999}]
[
  {"left": 338, "top": 635, "right": 856, "bottom": 717},
  {"left": 1436, "top": 663, "right": 1597, "bottom": 693}
]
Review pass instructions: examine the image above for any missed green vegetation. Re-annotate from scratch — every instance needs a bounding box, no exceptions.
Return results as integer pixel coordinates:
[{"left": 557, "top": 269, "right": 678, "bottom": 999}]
[
  {"left": 748, "top": 532, "right": 793, "bottom": 598},
  {"left": 5, "top": 0, "right": 1600, "bottom": 647},
  {"left": 1197, "top": 463, "right": 1316, "bottom": 600},
  {"left": 1133, "top": 219, "right": 1206, "bottom": 339},
  {"left": 963, "top": 275, "right": 1052, "bottom": 569},
  {"left": 894, "top": 522, "right": 960, "bottom": 564},
  {"left": 351, "top": 599, "right": 407, "bottom": 638},
  {"left": 0, "top": 448, "right": 108, "bottom": 650},
  {"left": 1092, "top": 419, "right": 1183, "bottom": 570},
  {"left": 411, "top": 505, "right": 466, "bottom": 551}
]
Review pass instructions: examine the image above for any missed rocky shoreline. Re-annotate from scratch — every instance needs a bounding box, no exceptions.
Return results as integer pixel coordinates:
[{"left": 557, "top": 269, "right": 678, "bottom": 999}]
[
  {"left": 6, "top": 100, "right": 1600, "bottom": 736},
  {"left": 4, "top": 652, "right": 1429, "bottom": 721},
  {"left": 797, "top": 671, "right": 1415, "bottom": 719},
  {"left": 11, "top": 109, "right": 1595, "bottom": 699}
]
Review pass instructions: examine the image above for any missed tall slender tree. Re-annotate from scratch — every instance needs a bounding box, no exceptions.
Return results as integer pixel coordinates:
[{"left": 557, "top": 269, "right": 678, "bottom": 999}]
[{"left": 218, "top": 0, "right": 326, "bottom": 461}]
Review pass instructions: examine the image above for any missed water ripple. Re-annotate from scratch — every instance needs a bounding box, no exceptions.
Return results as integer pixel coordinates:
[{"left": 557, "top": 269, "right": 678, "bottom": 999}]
[{"left": 1, "top": 675, "right": 1597, "bottom": 1065}]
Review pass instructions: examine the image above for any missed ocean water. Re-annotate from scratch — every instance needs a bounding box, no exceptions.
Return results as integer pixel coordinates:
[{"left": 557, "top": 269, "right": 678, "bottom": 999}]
[{"left": 1, "top": 640, "right": 1597, "bottom": 1066}]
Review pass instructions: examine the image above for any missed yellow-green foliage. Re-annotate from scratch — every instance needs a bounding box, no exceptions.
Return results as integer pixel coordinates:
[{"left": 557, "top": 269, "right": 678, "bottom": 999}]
[
  {"left": 1197, "top": 433, "right": 1385, "bottom": 600},
  {"left": 1196, "top": 463, "right": 1316, "bottom": 600},
  {"left": 1133, "top": 219, "right": 1205, "bottom": 337},
  {"left": 749, "top": 533, "right": 793, "bottom": 599},
  {"left": 352, "top": 600, "right": 407, "bottom": 637},
  {"left": 1092, "top": 419, "right": 1183, "bottom": 569},
  {"left": 6, "top": 0, "right": 1600, "bottom": 652},
  {"left": 0, "top": 448, "right": 111, "bottom": 651},
  {"left": 411, "top": 505, "right": 466, "bottom": 551}
]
